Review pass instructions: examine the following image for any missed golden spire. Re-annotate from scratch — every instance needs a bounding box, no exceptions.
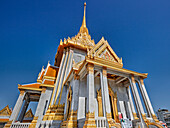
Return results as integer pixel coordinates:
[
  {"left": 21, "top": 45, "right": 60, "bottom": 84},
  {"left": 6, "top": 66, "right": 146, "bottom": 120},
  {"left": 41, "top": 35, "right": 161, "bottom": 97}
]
[
  {"left": 79, "top": 2, "right": 89, "bottom": 34},
  {"left": 82, "top": 2, "right": 86, "bottom": 27}
]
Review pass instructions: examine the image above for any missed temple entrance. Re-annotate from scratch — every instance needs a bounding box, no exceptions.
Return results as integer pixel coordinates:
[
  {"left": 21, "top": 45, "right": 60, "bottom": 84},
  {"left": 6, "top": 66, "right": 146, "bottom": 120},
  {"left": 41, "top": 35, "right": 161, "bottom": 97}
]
[
  {"left": 108, "top": 86, "right": 119, "bottom": 123},
  {"left": 109, "top": 95, "right": 114, "bottom": 119},
  {"left": 97, "top": 86, "right": 119, "bottom": 123}
]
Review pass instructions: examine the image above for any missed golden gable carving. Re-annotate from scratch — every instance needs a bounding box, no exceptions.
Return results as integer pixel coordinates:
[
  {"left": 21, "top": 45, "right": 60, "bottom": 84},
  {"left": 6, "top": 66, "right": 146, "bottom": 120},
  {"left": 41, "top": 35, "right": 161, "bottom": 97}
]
[
  {"left": 88, "top": 37, "right": 123, "bottom": 66},
  {"left": 0, "top": 105, "right": 12, "bottom": 116},
  {"left": 24, "top": 109, "right": 34, "bottom": 118}
]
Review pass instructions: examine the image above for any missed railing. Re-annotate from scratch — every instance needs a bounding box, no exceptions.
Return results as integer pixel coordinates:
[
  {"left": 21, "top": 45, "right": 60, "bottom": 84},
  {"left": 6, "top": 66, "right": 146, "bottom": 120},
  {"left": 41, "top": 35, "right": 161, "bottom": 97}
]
[
  {"left": 96, "top": 117, "right": 107, "bottom": 128},
  {"left": 10, "top": 122, "right": 30, "bottom": 128}
]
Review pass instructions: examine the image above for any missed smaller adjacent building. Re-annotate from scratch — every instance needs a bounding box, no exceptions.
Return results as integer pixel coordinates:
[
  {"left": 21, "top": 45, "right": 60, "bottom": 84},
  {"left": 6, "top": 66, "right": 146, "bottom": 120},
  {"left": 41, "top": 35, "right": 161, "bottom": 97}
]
[
  {"left": 157, "top": 108, "right": 170, "bottom": 127},
  {"left": 0, "top": 105, "right": 34, "bottom": 128}
]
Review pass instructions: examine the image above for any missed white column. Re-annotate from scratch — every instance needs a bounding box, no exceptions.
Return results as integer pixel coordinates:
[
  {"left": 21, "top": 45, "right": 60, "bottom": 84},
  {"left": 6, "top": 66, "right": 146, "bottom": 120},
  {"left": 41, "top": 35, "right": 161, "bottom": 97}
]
[
  {"left": 18, "top": 98, "right": 29, "bottom": 122},
  {"left": 83, "top": 64, "right": 96, "bottom": 128},
  {"left": 54, "top": 48, "right": 69, "bottom": 104},
  {"left": 131, "top": 78, "right": 145, "bottom": 115},
  {"left": 138, "top": 78, "right": 155, "bottom": 116},
  {"left": 65, "top": 48, "right": 74, "bottom": 77},
  {"left": 129, "top": 76, "right": 147, "bottom": 128},
  {"left": 127, "top": 86, "right": 136, "bottom": 120},
  {"left": 57, "top": 48, "right": 74, "bottom": 105},
  {"left": 71, "top": 77, "right": 80, "bottom": 111},
  {"left": 63, "top": 86, "right": 69, "bottom": 119},
  {"left": 9, "top": 91, "right": 26, "bottom": 122},
  {"left": 50, "top": 49, "right": 66, "bottom": 105},
  {"left": 100, "top": 70, "right": 106, "bottom": 117},
  {"left": 102, "top": 68, "right": 111, "bottom": 115},
  {"left": 35, "top": 89, "right": 52, "bottom": 128},
  {"left": 86, "top": 64, "right": 95, "bottom": 113}
]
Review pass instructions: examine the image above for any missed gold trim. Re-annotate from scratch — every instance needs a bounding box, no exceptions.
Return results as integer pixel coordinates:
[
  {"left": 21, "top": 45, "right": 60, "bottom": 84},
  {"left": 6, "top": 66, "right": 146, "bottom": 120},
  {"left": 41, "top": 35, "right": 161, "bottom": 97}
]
[
  {"left": 97, "top": 89, "right": 103, "bottom": 117},
  {"left": 147, "top": 122, "right": 164, "bottom": 128},
  {"left": 4, "top": 120, "right": 12, "bottom": 128},
  {"left": 133, "top": 113, "right": 139, "bottom": 120},
  {"left": 40, "top": 84, "right": 54, "bottom": 88},
  {"left": 18, "top": 86, "right": 42, "bottom": 91},
  {"left": 20, "top": 90, "right": 25, "bottom": 95},
  {"left": 102, "top": 68, "right": 107, "bottom": 77},
  {"left": 43, "top": 76, "right": 56, "bottom": 80},
  {"left": 42, "top": 87, "right": 46, "bottom": 93},
  {"left": 74, "top": 73, "right": 80, "bottom": 80},
  {"left": 61, "top": 110, "right": 78, "bottom": 128},
  {"left": 152, "top": 114, "right": 159, "bottom": 122},
  {"left": 106, "top": 112, "right": 121, "bottom": 128},
  {"left": 43, "top": 104, "right": 65, "bottom": 121},
  {"left": 54, "top": 49, "right": 69, "bottom": 105},
  {"left": 29, "top": 116, "right": 38, "bottom": 128},
  {"left": 37, "top": 79, "right": 42, "bottom": 83},
  {"left": 86, "top": 57, "right": 147, "bottom": 78},
  {"left": 108, "top": 86, "right": 119, "bottom": 123},
  {"left": 0, "top": 105, "right": 12, "bottom": 116},
  {"left": 86, "top": 63, "right": 94, "bottom": 74},
  {"left": 83, "top": 112, "right": 96, "bottom": 128}
]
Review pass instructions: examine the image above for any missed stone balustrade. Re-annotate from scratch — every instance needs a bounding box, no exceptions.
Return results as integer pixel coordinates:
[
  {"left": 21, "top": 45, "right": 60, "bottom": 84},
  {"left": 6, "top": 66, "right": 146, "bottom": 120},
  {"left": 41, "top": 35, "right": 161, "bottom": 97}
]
[
  {"left": 10, "top": 123, "right": 30, "bottom": 128},
  {"left": 96, "top": 117, "right": 107, "bottom": 128}
]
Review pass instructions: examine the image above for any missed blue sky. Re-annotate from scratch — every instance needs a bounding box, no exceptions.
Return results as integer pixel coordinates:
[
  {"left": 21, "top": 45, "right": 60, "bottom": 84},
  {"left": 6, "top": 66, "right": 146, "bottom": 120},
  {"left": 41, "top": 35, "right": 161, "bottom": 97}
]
[{"left": 0, "top": 0, "right": 170, "bottom": 113}]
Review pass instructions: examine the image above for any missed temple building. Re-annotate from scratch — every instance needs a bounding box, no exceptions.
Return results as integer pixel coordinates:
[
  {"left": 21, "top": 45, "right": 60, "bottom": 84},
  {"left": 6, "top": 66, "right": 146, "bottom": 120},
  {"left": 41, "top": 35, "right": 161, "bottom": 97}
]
[
  {"left": 4, "top": 3, "right": 164, "bottom": 128},
  {"left": 0, "top": 106, "right": 34, "bottom": 127}
]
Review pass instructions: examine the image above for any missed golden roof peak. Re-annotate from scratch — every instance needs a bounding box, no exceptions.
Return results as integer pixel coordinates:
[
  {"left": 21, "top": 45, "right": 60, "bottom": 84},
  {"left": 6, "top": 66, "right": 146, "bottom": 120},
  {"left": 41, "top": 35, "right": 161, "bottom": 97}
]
[{"left": 79, "top": 2, "right": 88, "bottom": 34}]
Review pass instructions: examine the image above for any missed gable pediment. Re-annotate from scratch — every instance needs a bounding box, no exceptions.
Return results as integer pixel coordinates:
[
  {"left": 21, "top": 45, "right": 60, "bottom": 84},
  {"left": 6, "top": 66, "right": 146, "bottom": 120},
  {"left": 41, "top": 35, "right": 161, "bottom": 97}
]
[
  {"left": 88, "top": 37, "right": 123, "bottom": 66},
  {"left": 24, "top": 109, "right": 34, "bottom": 118},
  {"left": 0, "top": 105, "right": 12, "bottom": 116}
]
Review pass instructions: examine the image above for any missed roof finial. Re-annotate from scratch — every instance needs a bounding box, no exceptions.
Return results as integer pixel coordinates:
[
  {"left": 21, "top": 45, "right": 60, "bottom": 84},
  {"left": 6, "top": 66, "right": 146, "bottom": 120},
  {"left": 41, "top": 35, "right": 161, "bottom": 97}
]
[
  {"left": 82, "top": 2, "right": 86, "bottom": 27},
  {"left": 79, "top": 2, "right": 88, "bottom": 34}
]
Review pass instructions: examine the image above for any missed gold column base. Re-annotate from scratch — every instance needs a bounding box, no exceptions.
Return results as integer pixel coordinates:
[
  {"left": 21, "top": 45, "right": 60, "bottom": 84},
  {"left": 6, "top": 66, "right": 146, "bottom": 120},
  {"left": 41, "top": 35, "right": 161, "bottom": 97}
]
[
  {"left": 43, "top": 104, "right": 65, "bottom": 121},
  {"left": 29, "top": 116, "right": 38, "bottom": 128},
  {"left": 83, "top": 112, "right": 96, "bottom": 128},
  {"left": 61, "top": 110, "right": 78, "bottom": 128},
  {"left": 4, "top": 120, "right": 12, "bottom": 128},
  {"left": 133, "top": 113, "right": 139, "bottom": 120},
  {"left": 106, "top": 113, "right": 121, "bottom": 128},
  {"left": 142, "top": 114, "right": 147, "bottom": 122},
  {"left": 147, "top": 122, "right": 164, "bottom": 128},
  {"left": 152, "top": 114, "right": 159, "bottom": 123}
]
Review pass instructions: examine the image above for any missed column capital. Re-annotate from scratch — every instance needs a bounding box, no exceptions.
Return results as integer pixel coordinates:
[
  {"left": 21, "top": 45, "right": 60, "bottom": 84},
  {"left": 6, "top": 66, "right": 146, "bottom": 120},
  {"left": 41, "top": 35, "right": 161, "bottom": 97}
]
[
  {"left": 19, "top": 90, "right": 25, "bottom": 96},
  {"left": 42, "top": 87, "right": 46, "bottom": 93},
  {"left": 63, "top": 48, "right": 66, "bottom": 53},
  {"left": 130, "top": 75, "right": 136, "bottom": 83},
  {"left": 102, "top": 67, "right": 107, "bottom": 77},
  {"left": 73, "top": 70, "right": 80, "bottom": 80},
  {"left": 69, "top": 47, "right": 74, "bottom": 52},
  {"left": 139, "top": 78, "right": 144, "bottom": 85},
  {"left": 74, "top": 74, "right": 80, "bottom": 80},
  {"left": 86, "top": 63, "right": 94, "bottom": 74},
  {"left": 66, "top": 47, "right": 69, "bottom": 52}
]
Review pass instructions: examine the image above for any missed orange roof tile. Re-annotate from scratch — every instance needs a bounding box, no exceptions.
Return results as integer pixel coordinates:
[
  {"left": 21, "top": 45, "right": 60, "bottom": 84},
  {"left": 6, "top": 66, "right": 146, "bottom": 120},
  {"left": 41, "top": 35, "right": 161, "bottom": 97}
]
[
  {"left": 45, "top": 66, "right": 58, "bottom": 77},
  {"left": 0, "top": 119, "right": 9, "bottom": 122},
  {"left": 39, "top": 70, "right": 45, "bottom": 80}
]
